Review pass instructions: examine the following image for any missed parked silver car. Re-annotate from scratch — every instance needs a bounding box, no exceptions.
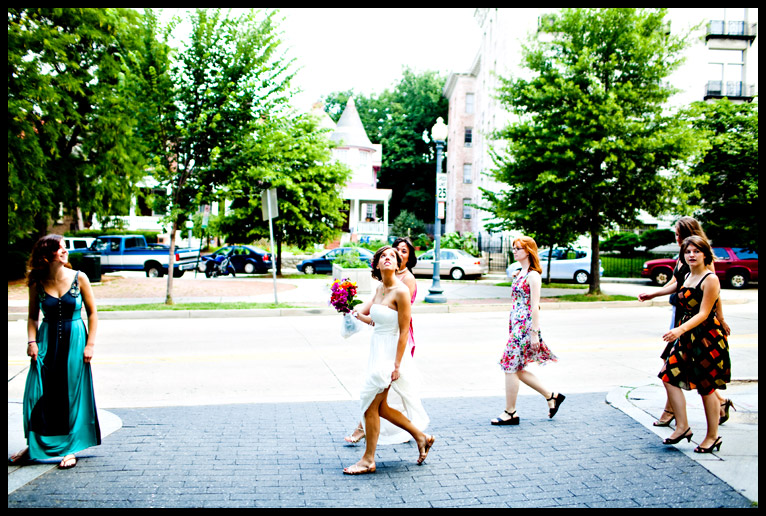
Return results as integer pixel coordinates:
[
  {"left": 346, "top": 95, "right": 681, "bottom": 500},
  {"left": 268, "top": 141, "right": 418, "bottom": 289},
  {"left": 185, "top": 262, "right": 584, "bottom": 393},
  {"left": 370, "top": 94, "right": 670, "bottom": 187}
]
[
  {"left": 506, "top": 248, "right": 603, "bottom": 284},
  {"left": 412, "top": 248, "right": 488, "bottom": 280}
]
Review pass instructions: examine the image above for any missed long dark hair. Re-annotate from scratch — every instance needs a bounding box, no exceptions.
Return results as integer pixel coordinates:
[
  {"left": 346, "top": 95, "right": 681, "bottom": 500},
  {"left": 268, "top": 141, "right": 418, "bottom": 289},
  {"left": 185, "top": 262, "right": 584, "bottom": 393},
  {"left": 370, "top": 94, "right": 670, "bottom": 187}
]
[
  {"left": 26, "top": 234, "right": 71, "bottom": 288},
  {"left": 392, "top": 237, "right": 417, "bottom": 271},
  {"left": 371, "top": 245, "right": 402, "bottom": 281}
]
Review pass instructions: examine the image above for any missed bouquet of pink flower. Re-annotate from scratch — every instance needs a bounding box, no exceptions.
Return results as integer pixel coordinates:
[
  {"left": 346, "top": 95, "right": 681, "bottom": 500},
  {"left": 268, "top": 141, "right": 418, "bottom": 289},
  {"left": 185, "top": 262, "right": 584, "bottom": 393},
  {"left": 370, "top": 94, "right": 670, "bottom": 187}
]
[
  {"left": 330, "top": 278, "right": 362, "bottom": 313},
  {"left": 331, "top": 278, "right": 364, "bottom": 338}
]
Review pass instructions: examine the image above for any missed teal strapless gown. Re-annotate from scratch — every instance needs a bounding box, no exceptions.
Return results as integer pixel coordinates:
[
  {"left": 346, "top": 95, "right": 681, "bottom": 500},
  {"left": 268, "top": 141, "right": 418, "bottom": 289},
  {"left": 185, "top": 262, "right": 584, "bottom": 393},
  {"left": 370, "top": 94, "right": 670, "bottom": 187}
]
[{"left": 23, "top": 272, "right": 101, "bottom": 459}]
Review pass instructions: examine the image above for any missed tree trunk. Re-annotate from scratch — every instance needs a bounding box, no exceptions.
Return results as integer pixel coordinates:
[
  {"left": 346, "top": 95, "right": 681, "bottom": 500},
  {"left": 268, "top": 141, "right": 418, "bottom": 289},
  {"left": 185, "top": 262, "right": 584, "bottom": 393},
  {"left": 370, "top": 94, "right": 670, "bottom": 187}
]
[
  {"left": 165, "top": 220, "right": 177, "bottom": 305},
  {"left": 545, "top": 244, "right": 554, "bottom": 284},
  {"left": 589, "top": 226, "right": 601, "bottom": 295}
]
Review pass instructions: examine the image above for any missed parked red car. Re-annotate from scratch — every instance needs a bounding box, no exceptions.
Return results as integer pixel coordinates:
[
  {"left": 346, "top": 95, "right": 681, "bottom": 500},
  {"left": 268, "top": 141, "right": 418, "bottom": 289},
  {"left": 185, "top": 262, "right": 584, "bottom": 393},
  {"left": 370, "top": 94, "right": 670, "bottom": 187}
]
[{"left": 642, "top": 247, "right": 758, "bottom": 289}]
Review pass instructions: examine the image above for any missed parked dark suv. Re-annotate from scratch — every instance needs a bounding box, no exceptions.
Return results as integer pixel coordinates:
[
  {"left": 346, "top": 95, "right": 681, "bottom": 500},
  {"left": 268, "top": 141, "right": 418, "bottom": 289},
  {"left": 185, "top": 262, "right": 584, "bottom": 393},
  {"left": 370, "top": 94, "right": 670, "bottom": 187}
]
[{"left": 642, "top": 247, "right": 758, "bottom": 289}]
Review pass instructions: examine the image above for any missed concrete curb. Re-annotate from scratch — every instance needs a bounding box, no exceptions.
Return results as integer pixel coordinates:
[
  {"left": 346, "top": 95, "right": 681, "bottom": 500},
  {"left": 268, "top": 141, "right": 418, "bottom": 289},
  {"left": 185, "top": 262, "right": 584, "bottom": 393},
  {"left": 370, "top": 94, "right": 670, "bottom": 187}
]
[{"left": 7, "top": 297, "right": 748, "bottom": 321}]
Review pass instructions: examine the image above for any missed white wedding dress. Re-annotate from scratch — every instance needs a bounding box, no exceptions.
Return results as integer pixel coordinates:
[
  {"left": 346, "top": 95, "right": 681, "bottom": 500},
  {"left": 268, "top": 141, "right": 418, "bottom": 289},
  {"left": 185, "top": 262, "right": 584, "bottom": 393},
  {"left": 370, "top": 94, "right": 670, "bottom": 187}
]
[{"left": 359, "top": 304, "right": 429, "bottom": 444}]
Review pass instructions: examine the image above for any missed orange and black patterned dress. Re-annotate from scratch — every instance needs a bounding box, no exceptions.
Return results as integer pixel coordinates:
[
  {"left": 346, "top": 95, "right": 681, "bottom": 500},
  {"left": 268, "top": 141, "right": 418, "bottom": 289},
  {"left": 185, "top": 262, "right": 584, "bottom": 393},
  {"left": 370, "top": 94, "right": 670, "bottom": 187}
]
[{"left": 658, "top": 272, "right": 731, "bottom": 395}]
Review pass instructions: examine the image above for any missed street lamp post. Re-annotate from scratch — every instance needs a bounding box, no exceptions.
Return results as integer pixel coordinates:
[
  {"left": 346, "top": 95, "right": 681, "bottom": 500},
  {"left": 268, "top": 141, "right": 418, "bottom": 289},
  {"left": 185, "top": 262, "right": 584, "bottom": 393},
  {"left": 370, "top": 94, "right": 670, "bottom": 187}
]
[{"left": 425, "top": 117, "right": 448, "bottom": 304}]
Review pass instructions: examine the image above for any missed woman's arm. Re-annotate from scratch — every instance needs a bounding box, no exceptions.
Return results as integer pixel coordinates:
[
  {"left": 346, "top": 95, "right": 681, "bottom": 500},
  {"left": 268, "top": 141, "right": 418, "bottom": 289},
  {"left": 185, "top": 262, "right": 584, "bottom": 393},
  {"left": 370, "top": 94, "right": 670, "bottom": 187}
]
[
  {"left": 663, "top": 274, "right": 720, "bottom": 342},
  {"left": 638, "top": 277, "right": 677, "bottom": 302},
  {"left": 401, "top": 271, "right": 417, "bottom": 300},
  {"left": 79, "top": 272, "right": 98, "bottom": 363},
  {"left": 27, "top": 284, "right": 40, "bottom": 360},
  {"left": 528, "top": 271, "right": 542, "bottom": 347},
  {"left": 392, "top": 287, "right": 412, "bottom": 381},
  {"left": 353, "top": 284, "right": 380, "bottom": 326}
]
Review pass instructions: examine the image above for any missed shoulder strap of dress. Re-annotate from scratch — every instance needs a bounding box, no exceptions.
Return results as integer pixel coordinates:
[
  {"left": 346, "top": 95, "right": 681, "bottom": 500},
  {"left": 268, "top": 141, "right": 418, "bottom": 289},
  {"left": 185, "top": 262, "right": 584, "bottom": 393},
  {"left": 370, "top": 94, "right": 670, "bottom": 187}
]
[{"left": 695, "top": 272, "right": 714, "bottom": 288}]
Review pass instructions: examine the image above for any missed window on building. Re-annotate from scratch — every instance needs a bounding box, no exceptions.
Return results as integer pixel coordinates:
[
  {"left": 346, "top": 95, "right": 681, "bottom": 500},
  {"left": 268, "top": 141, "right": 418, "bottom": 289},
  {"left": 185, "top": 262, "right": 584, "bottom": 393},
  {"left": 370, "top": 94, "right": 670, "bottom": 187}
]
[
  {"left": 462, "top": 198, "right": 472, "bottom": 219},
  {"left": 465, "top": 93, "right": 474, "bottom": 114},
  {"left": 463, "top": 163, "right": 472, "bottom": 184},
  {"left": 707, "top": 49, "right": 744, "bottom": 96},
  {"left": 464, "top": 128, "right": 473, "bottom": 147}
]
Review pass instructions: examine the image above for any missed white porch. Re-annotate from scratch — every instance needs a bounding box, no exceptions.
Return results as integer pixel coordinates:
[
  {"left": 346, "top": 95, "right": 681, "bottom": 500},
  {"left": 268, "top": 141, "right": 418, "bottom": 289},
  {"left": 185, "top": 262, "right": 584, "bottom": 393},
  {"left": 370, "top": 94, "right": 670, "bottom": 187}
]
[{"left": 343, "top": 186, "right": 393, "bottom": 242}]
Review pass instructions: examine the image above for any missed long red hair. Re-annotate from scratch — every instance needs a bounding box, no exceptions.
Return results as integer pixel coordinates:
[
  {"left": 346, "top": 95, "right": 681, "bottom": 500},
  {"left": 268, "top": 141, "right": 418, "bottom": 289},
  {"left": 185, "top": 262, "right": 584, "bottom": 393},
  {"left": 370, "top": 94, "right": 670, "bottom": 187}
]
[{"left": 513, "top": 236, "right": 542, "bottom": 274}]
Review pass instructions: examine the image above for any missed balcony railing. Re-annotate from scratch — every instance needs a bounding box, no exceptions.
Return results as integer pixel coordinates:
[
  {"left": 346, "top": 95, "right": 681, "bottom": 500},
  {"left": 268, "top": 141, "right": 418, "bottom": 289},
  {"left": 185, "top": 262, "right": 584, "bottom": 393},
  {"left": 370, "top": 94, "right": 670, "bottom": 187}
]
[
  {"left": 706, "top": 20, "right": 757, "bottom": 41},
  {"left": 704, "top": 81, "right": 756, "bottom": 100}
]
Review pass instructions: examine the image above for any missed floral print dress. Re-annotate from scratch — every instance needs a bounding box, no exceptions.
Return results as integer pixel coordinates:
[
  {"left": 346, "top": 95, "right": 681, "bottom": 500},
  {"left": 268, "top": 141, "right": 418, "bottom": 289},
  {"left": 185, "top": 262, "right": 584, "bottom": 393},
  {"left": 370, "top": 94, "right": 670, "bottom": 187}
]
[{"left": 500, "top": 271, "right": 558, "bottom": 373}]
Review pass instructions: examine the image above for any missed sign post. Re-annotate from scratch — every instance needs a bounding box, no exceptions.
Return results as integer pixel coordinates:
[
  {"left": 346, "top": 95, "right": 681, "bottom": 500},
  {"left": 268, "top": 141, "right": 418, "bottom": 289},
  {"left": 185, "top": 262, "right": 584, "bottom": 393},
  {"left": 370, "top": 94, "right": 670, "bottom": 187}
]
[
  {"left": 261, "top": 189, "right": 279, "bottom": 305},
  {"left": 194, "top": 204, "right": 211, "bottom": 278}
]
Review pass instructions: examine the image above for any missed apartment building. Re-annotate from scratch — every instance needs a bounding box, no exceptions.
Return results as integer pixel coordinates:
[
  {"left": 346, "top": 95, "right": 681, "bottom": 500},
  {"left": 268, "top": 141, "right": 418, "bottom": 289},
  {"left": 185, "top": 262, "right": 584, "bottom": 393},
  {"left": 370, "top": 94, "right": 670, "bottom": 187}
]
[{"left": 443, "top": 8, "right": 758, "bottom": 236}]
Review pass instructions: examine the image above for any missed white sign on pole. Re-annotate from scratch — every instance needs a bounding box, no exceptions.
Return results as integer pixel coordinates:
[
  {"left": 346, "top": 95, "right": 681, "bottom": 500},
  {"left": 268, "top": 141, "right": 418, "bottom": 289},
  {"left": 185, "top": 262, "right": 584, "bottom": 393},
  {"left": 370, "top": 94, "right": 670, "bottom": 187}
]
[
  {"left": 261, "top": 188, "right": 279, "bottom": 304},
  {"left": 261, "top": 189, "right": 278, "bottom": 221},
  {"left": 436, "top": 173, "right": 448, "bottom": 201}
]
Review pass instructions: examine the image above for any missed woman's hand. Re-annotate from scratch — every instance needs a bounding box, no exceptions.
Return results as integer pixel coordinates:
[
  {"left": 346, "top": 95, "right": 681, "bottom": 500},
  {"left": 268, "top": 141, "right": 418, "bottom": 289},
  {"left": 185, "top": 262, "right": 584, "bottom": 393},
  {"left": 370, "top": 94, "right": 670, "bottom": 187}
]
[
  {"left": 530, "top": 330, "right": 540, "bottom": 351},
  {"left": 663, "top": 327, "right": 684, "bottom": 342},
  {"left": 637, "top": 292, "right": 652, "bottom": 302},
  {"left": 83, "top": 344, "right": 95, "bottom": 363},
  {"left": 391, "top": 366, "right": 400, "bottom": 382},
  {"left": 27, "top": 342, "right": 38, "bottom": 361}
]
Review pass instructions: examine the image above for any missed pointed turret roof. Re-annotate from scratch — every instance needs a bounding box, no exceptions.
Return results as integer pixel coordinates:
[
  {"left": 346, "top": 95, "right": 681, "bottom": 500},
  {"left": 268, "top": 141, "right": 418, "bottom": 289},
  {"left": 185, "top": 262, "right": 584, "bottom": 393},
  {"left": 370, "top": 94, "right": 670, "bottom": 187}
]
[{"left": 330, "top": 97, "right": 375, "bottom": 151}]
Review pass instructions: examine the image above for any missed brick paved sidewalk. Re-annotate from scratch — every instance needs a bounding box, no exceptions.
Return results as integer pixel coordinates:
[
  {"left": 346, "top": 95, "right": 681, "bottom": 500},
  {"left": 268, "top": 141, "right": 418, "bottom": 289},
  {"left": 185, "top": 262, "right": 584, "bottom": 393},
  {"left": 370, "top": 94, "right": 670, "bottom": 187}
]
[{"left": 7, "top": 393, "right": 751, "bottom": 508}]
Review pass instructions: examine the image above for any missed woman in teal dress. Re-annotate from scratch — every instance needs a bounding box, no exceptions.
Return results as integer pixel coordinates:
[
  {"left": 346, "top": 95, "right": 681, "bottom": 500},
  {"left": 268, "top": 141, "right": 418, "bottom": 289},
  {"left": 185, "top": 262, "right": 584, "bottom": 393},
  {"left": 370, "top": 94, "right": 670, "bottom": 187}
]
[{"left": 9, "top": 234, "right": 101, "bottom": 469}]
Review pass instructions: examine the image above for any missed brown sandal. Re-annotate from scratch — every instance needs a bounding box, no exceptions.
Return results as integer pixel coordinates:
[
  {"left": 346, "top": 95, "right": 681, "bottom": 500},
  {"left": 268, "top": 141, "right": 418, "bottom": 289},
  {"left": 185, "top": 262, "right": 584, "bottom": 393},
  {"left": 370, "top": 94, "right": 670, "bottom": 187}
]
[{"left": 417, "top": 435, "right": 436, "bottom": 465}]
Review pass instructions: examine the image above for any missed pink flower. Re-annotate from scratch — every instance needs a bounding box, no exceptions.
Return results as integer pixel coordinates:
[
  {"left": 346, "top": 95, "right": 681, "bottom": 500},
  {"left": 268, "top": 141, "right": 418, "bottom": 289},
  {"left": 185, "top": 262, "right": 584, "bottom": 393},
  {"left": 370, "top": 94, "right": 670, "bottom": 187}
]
[{"left": 330, "top": 278, "right": 362, "bottom": 313}]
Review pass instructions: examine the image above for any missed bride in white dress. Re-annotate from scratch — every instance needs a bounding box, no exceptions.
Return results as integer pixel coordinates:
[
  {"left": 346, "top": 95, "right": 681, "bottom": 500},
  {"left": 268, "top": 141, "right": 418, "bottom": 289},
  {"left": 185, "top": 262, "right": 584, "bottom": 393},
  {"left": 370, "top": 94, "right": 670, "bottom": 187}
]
[{"left": 343, "top": 246, "right": 435, "bottom": 475}]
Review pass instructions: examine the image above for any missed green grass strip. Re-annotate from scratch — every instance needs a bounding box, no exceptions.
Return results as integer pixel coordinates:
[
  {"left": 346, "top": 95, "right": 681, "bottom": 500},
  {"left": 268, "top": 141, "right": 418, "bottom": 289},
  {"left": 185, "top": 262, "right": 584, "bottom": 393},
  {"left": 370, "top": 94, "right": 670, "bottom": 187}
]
[{"left": 99, "top": 302, "right": 305, "bottom": 311}]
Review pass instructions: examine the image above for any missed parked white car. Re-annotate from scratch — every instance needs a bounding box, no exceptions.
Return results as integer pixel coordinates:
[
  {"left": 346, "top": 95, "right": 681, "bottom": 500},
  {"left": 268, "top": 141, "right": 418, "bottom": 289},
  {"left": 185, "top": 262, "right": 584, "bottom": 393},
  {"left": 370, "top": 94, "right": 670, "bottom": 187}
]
[
  {"left": 506, "top": 248, "right": 603, "bottom": 284},
  {"left": 412, "top": 248, "right": 488, "bottom": 280}
]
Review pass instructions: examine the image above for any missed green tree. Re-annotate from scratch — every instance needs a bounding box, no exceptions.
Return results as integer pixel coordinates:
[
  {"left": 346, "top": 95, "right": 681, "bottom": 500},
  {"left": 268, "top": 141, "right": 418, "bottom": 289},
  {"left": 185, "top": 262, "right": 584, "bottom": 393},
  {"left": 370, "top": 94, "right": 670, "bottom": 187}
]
[
  {"left": 8, "top": 8, "right": 148, "bottom": 244},
  {"left": 684, "top": 99, "right": 758, "bottom": 250},
  {"left": 218, "top": 113, "right": 352, "bottom": 274},
  {"left": 485, "top": 8, "right": 702, "bottom": 293},
  {"left": 323, "top": 68, "right": 449, "bottom": 222},
  {"left": 137, "top": 8, "right": 295, "bottom": 302}
]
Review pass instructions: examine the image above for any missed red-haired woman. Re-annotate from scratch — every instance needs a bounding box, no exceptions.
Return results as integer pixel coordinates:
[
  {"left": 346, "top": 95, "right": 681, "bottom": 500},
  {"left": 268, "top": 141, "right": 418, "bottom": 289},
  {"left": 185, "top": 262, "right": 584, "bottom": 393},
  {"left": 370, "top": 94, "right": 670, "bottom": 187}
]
[
  {"left": 492, "top": 236, "right": 564, "bottom": 426},
  {"left": 8, "top": 235, "right": 101, "bottom": 469}
]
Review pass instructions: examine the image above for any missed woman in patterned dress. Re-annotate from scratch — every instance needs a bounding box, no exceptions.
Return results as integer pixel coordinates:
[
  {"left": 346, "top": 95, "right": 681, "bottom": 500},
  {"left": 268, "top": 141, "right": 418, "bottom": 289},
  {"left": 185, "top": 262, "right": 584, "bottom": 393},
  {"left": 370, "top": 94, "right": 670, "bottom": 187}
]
[
  {"left": 8, "top": 235, "right": 101, "bottom": 469},
  {"left": 638, "top": 217, "right": 733, "bottom": 428},
  {"left": 492, "top": 236, "right": 564, "bottom": 426},
  {"left": 658, "top": 236, "right": 731, "bottom": 453}
]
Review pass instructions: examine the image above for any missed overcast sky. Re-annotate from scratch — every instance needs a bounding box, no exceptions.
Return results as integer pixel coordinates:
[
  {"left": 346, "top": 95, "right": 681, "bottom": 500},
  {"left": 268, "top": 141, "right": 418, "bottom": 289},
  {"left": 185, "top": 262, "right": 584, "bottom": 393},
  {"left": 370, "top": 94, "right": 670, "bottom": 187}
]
[{"left": 278, "top": 8, "right": 482, "bottom": 109}]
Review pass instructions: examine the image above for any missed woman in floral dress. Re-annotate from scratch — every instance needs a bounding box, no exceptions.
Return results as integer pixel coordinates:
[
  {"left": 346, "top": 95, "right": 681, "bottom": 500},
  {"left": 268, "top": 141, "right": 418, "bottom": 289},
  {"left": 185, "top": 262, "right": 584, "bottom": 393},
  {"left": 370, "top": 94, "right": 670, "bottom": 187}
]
[{"left": 492, "top": 236, "right": 564, "bottom": 426}]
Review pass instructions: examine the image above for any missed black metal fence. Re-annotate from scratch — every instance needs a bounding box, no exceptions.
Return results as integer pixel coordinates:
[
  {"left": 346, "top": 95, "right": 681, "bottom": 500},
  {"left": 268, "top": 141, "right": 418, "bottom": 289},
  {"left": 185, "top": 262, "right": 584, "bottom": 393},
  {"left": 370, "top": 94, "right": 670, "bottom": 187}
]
[
  {"left": 477, "top": 232, "right": 672, "bottom": 279},
  {"left": 477, "top": 233, "right": 512, "bottom": 273}
]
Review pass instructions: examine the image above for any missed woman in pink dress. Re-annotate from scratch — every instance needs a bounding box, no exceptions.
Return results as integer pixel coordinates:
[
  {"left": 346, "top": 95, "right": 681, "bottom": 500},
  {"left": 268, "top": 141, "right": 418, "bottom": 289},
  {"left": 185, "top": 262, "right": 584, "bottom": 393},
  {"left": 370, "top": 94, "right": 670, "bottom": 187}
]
[{"left": 492, "top": 236, "right": 564, "bottom": 426}]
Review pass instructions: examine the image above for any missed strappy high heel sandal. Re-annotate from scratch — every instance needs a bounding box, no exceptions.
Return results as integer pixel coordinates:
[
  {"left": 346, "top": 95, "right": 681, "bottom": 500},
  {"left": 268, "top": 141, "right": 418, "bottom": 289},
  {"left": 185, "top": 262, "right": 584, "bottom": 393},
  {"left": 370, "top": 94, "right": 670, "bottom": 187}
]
[
  {"left": 719, "top": 399, "right": 736, "bottom": 425},
  {"left": 662, "top": 427, "right": 693, "bottom": 445},
  {"left": 694, "top": 436, "right": 722, "bottom": 454},
  {"left": 653, "top": 409, "right": 675, "bottom": 427}
]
